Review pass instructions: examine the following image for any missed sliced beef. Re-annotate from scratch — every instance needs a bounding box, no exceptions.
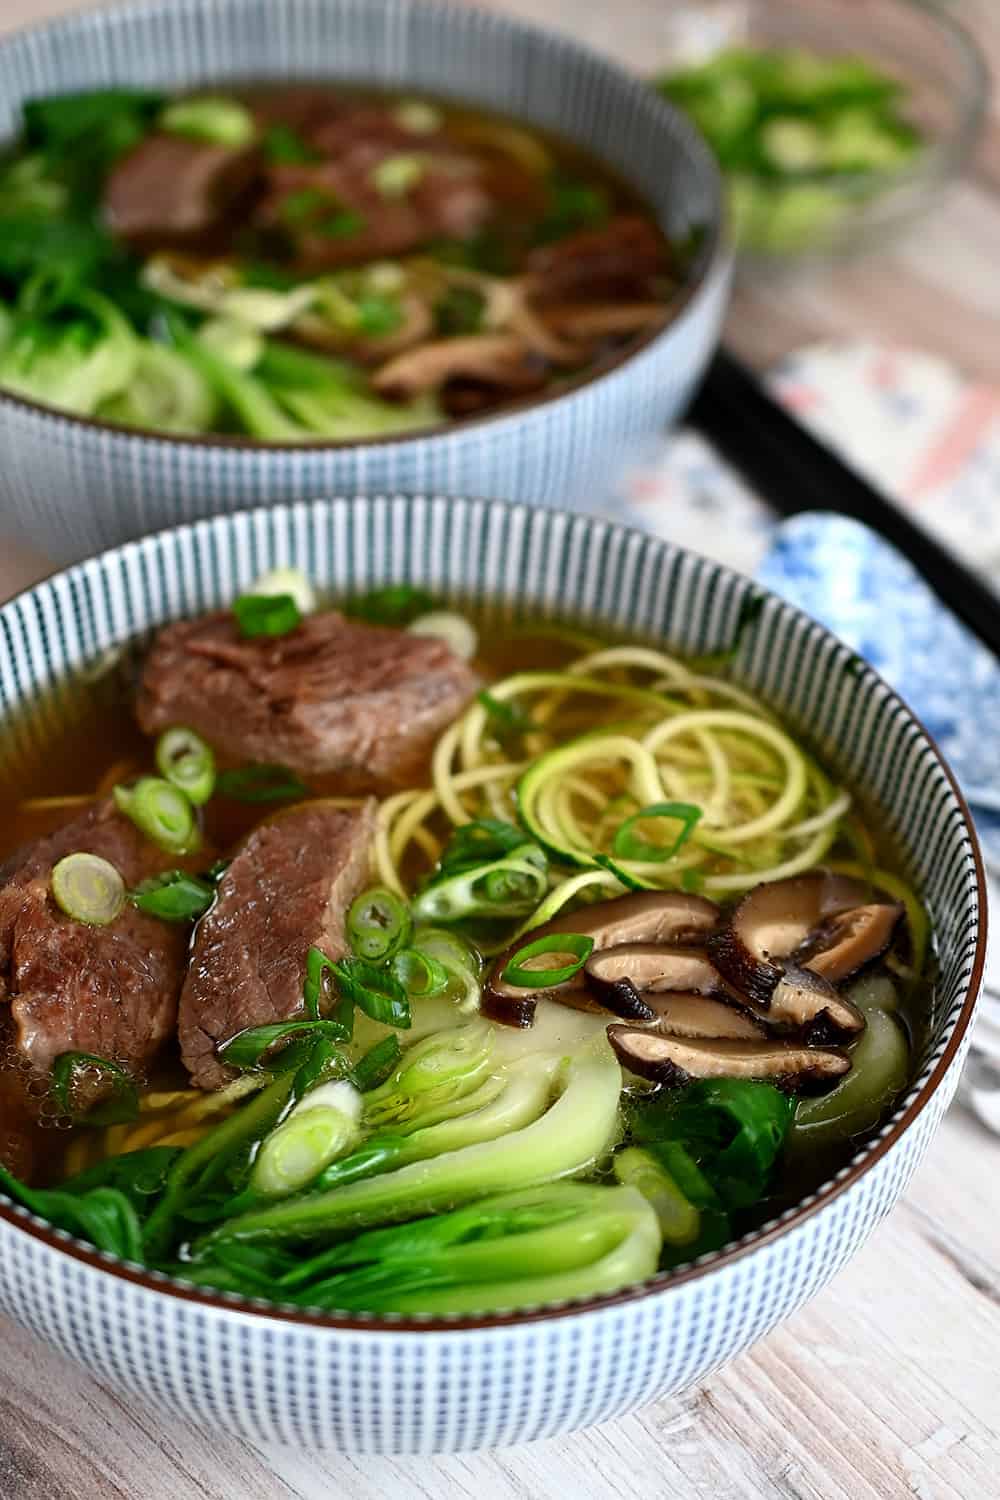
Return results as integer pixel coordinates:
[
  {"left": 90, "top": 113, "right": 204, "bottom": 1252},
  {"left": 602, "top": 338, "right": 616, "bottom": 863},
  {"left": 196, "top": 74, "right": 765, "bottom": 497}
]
[
  {"left": 0, "top": 800, "right": 189, "bottom": 1076},
  {"left": 179, "top": 800, "right": 376, "bottom": 1089},
  {"left": 526, "top": 214, "right": 670, "bottom": 304},
  {"left": 255, "top": 153, "right": 492, "bottom": 271},
  {"left": 136, "top": 608, "right": 480, "bottom": 790},
  {"left": 103, "top": 133, "right": 260, "bottom": 247}
]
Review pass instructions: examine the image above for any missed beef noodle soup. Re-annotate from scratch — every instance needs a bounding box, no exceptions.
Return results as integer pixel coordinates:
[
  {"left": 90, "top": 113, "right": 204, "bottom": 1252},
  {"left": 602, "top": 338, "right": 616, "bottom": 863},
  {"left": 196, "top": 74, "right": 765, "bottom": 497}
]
[
  {"left": 0, "top": 84, "right": 686, "bottom": 442},
  {"left": 0, "top": 577, "right": 929, "bottom": 1315}
]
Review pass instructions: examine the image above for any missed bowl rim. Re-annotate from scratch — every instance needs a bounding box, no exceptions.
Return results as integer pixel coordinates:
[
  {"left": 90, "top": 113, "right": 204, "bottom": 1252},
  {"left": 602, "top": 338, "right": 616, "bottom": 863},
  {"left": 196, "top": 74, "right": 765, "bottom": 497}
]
[
  {"left": 0, "top": 0, "right": 729, "bottom": 452},
  {"left": 0, "top": 494, "right": 987, "bottom": 1335}
]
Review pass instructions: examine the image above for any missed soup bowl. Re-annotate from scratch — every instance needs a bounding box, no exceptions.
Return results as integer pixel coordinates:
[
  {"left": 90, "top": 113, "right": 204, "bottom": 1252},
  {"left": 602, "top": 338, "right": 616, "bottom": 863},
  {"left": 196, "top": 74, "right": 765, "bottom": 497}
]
[
  {"left": 0, "top": 0, "right": 728, "bottom": 563},
  {"left": 0, "top": 495, "right": 984, "bottom": 1452}
]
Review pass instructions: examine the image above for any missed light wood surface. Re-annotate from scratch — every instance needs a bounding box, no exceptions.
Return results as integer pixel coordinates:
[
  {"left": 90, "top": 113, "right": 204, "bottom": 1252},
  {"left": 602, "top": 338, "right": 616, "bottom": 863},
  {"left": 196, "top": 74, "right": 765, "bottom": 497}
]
[{"left": 1, "top": 3, "right": 999, "bottom": 1497}]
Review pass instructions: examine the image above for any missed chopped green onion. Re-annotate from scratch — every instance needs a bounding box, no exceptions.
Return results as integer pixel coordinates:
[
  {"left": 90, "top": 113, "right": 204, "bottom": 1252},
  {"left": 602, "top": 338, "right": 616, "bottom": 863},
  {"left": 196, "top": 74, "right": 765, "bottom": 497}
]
[
  {"left": 592, "top": 853, "right": 655, "bottom": 891},
  {"left": 130, "top": 869, "right": 215, "bottom": 922},
  {"left": 231, "top": 592, "right": 302, "bottom": 639},
  {"left": 353, "top": 1035, "right": 404, "bottom": 1091},
  {"left": 317, "top": 209, "right": 365, "bottom": 238},
  {"left": 252, "top": 1078, "right": 363, "bottom": 1198},
  {"left": 263, "top": 124, "right": 320, "bottom": 164},
  {"left": 373, "top": 153, "right": 426, "bottom": 197},
  {"left": 302, "top": 945, "right": 356, "bottom": 1030},
  {"left": 413, "top": 845, "right": 547, "bottom": 922},
  {"left": 391, "top": 947, "right": 449, "bottom": 997},
  {"left": 411, "top": 926, "right": 482, "bottom": 1012},
  {"left": 155, "top": 725, "right": 216, "bottom": 805},
  {"left": 437, "top": 819, "right": 531, "bottom": 877},
  {"left": 347, "top": 887, "right": 412, "bottom": 962},
  {"left": 501, "top": 933, "right": 594, "bottom": 988},
  {"left": 408, "top": 610, "right": 478, "bottom": 661},
  {"left": 329, "top": 957, "right": 410, "bottom": 1029},
  {"left": 348, "top": 585, "right": 434, "bottom": 627},
  {"left": 215, "top": 764, "right": 309, "bottom": 803},
  {"left": 477, "top": 690, "right": 536, "bottom": 737},
  {"left": 51, "top": 1052, "right": 139, "bottom": 1127},
  {"left": 612, "top": 801, "right": 703, "bottom": 863},
  {"left": 51, "top": 852, "right": 125, "bottom": 926},
  {"left": 160, "top": 96, "right": 256, "bottom": 148},
  {"left": 113, "top": 777, "right": 199, "bottom": 854},
  {"left": 217, "top": 1016, "right": 352, "bottom": 1070},
  {"left": 245, "top": 567, "right": 316, "bottom": 615}
]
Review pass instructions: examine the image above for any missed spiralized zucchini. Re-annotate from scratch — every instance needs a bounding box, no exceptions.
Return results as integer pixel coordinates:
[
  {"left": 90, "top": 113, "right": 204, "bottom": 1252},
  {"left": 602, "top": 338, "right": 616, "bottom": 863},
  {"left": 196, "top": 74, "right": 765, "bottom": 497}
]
[{"left": 375, "top": 642, "right": 854, "bottom": 924}]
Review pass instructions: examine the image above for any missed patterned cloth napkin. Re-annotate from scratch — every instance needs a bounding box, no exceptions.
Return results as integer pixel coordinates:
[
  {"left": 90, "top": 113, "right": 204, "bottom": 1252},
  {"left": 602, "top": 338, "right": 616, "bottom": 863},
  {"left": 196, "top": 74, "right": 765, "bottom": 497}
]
[{"left": 615, "top": 341, "right": 1000, "bottom": 1131}]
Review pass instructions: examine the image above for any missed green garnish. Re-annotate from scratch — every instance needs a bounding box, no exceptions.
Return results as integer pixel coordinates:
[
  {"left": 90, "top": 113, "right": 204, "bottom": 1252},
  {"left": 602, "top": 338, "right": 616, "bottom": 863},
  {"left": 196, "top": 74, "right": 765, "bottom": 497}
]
[
  {"left": 347, "top": 887, "right": 413, "bottom": 963},
  {"left": 501, "top": 932, "right": 594, "bottom": 988},
  {"left": 154, "top": 725, "right": 216, "bottom": 805},
  {"left": 113, "top": 777, "right": 199, "bottom": 854},
  {"left": 263, "top": 124, "right": 320, "bottom": 165},
  {"left": 159, "top": 96, "right": 256, "bottom": 148},
  {"left": 348, "top": 585, "right": 435, "bottom": 627},
  {"left": 391, "top": 947, "right": 449, "bottom": 998},
  {"left": 329, "top": 957, "right": 411, "bottom": 1029},
  {"left": 612, "top": 801, "right": 703, "bottom": 863},
  {"left": 51, "top": 1052, "right": 139, "bottom": 1127},
  {"left": 215, "top": 763, "right": 309, "bottom": 803},
  {"left": 130, "top": 870, "right": 215, "bottom": 922},
  {"left": 51, "top": 851, "right": 125, "bottom": 926},
  {"left": 232, "top": 591, "right": 302, "bottom": 638},
  {"left": 217, "top": 1016, "right": 352, "bottom": 1070},
  {"left": 352, "top": 1034, "right": 403, "bottom": 1092}
]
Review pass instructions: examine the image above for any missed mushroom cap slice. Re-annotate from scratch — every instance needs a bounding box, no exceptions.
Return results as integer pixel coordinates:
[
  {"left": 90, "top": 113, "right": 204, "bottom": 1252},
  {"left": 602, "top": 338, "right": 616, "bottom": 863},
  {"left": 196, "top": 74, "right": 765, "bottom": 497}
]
[
  {"left": 707, "top": 871, "right": 881, "bottom": 1006},
  {"left": 768, "top": 964, "right": 865, "bottom": 1040},
  {"left": 606, "top": 1027, "right": 850, "bottom": 1090},
  {"left": 643, "top": 992, "right": 767, "bottom": 1042},
  {"left": 484, "top": 891, "right": 721, "bottom": 1028},
  {"left": 584, "top": 943, "right": 722, "bottom": 995},
  {"left": 805, "top": 903, "right": 903, "bottom": 984}
]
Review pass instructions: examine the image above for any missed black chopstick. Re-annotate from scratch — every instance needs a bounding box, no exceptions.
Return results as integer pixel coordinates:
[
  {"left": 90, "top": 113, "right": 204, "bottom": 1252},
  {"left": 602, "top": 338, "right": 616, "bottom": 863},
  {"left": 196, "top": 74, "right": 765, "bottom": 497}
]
[{"left": 687, "top": 349, "right": 1000, "bottom": 660}]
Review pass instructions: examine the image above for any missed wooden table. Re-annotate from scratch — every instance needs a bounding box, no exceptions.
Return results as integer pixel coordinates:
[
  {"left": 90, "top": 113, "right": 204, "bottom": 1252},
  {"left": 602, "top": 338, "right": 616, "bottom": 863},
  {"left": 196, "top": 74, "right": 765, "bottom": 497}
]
[{"left": 2, "top": 3, "right": 999, "bottom": 1496}]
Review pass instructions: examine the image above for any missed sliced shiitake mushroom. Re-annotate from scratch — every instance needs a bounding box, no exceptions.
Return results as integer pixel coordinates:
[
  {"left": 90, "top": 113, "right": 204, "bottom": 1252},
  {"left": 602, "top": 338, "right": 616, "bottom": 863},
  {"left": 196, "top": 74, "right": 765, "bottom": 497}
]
[
  {"left": 606, "top": 1027, "right": 850, "bottom": 1090},
  {"left": 483, "top": 892, "right": 721, "bottom": 1028},
  {"left": 708, "top": 871, "right": 899, "bottom": 1007},
  {"left": 804, "top": 903, "right": 903, "bottom": 983},
  {"left": 584, "top": 943, "right": 721, "bottom": 995},
  {"left": 643, "top": 992, "right": 766, "bottom": 1042},
  {"left": 769, "top": 964, "right": 865, "bottom": 1040}
]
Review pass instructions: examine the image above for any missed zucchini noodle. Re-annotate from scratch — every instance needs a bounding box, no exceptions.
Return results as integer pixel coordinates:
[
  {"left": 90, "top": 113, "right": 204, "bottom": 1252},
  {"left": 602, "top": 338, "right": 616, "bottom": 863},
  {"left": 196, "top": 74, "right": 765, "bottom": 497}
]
[{"left": 376, "top": 639, "right": 856, "bottom": 907}]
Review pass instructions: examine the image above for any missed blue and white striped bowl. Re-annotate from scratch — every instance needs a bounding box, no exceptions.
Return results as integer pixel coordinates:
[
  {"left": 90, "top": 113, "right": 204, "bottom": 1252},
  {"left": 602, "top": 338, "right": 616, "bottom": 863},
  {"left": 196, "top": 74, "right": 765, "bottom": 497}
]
[
  {"left": 0, "top": 496, "right": 984, "bottom": 1452},
  {"left": 0, "top": 0, "right": 729, "bottom": 563}
]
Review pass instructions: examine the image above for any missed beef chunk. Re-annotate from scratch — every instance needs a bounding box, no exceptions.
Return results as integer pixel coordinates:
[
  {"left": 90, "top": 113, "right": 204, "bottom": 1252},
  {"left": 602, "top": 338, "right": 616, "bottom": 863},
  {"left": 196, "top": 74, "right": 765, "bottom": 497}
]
[
  {"left": 526, "top": 214, "right": 669, "bottom": 304},
  {"left": 136, "top": 609, "right": 479, "bottom": 790},
  {"left": 103, "top": 133, "right": 260, "bottom": 246},
  {"left": 179, "top": 800, "right": 376, "bottom": 1089},
  {"left": 255, "top": 154, "right": 491, "bottom": 271},
  {"left": 0, "top": 800, "right": 189, "bottom": 1076}
]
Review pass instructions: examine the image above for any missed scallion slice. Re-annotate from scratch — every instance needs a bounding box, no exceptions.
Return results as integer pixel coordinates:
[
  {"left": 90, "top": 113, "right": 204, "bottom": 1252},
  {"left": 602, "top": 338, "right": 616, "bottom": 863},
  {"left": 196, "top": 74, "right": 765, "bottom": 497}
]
[
  {"left": 391, "top": 947, "right": 449, "bottom": 998},
  {"left": 329, "top": 957, "right": 411, "bottom": 1029},
  {"left": 51, "top": 1052, "right": 139, "bottom": 1127},
  {"left": 51, "top": 852, "right": 125, "bottom": 926},
  {"left": 113, "top": 777, "right": 199, "bottom": 854},
  {"left": 217, "top": 1017, "right": 351, "bottom": 1070},
  {"left": 501, "top": 933, "right": 594, "bottom": 988},
  {"left": 215, "top": 763, "right": 309, "bottom": 803},
  {"left": 155, "top": 726, "right": 216, "bottom": 806},
  {"left": 232, "top": 592, "right": 302, "bottom": 639},
  {"left": 353, "top": 1034, "right": 403, "bottom": 1091},
  {"left": 347, "top": 887, "right": 412, "bottom": 962},
  {"left": 611, "top": 801, "right": 703, "bottom": 863},
  {"left": 302, "top": 945, "right": 354, "bottom": 1033},
  {"left": 130, "top": 870, "right": 215, "bottom": 922}
]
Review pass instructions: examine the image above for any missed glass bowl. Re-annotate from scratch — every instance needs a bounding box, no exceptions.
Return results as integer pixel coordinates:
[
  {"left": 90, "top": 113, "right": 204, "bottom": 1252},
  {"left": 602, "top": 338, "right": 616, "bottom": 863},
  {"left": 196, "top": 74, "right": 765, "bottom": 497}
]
[{"left": 511, "top": 0, "right": 990, "bottom": 270}]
